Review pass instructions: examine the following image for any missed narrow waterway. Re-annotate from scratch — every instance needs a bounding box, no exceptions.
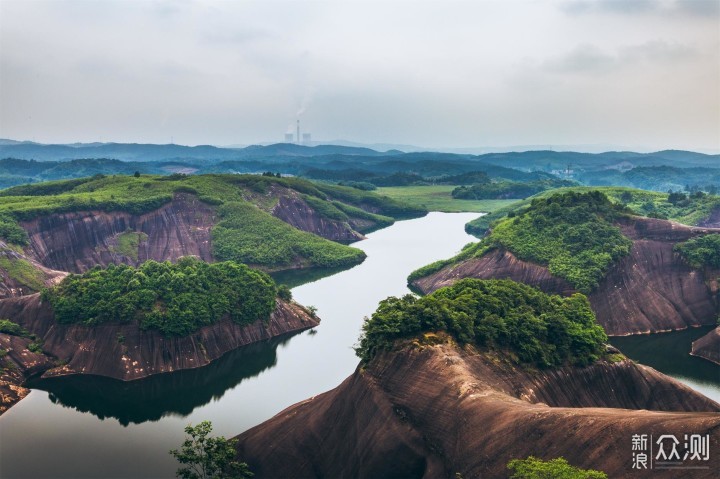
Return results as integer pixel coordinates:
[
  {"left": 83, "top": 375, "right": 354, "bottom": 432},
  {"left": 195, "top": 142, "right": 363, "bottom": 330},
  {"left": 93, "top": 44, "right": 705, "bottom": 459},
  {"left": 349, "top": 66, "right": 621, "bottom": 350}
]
[
  {"left": 0, "top": 212, "right": 481, "bottom": 479},
  {"left": 1, "top": 212, "right": 718, "bottom": 478},
  {"left": 610, "top": 326, "right": 720, "bottom": 403}
]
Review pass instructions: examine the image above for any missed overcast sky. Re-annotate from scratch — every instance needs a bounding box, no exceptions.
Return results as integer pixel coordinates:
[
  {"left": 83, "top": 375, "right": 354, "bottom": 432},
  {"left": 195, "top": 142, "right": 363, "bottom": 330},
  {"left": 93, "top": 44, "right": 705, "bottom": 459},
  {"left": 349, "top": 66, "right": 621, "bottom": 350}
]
[{"left": 1, "top": 0, "right": 718, "bottom": 152}]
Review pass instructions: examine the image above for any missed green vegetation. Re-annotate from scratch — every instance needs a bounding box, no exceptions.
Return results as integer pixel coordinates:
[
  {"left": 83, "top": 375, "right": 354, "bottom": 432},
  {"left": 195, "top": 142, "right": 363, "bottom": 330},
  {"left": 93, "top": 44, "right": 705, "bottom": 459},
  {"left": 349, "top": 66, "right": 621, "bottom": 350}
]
[
  {"left": 0, "top": 319, "right": 40, "bottom": 356},
  {"left": 212, "top": 202, "right": 366, "bottom": 269},
  {"left": 465, "top": 186, "right": 720, "bottom": 237},
  {"left": 0, "top": 213, "right": 29, "bottom": 245},
  {"left": 414, "top": 192, "right": 632, "bottom": 292},
  {"left": 112, "top": 230, "right": 148, "bottom": 261},
  {"left": 301, "top": 194, "right": 348, "bottom": 221},
  {"left": 674, "top": 234, "right": 720, "bottom": 269},
  {"left": 356, "top": 279, "right": 608, "bottom": 368},
  {"left": 411, "top": 192, "right": 632, "bottom": 293},
  {"left": 0, "top": 319, "right": 30, "bottom": 337},
  {"left": 170, "top": 421, "right": 253, "bottom": 479},
  {"left": 42, "top": 257, "right": 278, "bottom": 336},
  {"left": 488, "top": 192, "right": 632, "bottom": 292},
  {"left": 0, "top": 257, "right": 45, "bottom": 291},
  {"left": 580, "top": 165, "right": 720, "bottom": 194},
  {"left": 407, "top": 240, "right": 490, "bottom": 284},
  {"left": 330, "top": 201, "right": 394, "bottom": 231},
  {"left": 0, "top": 173, "right": 421, "bottom": 268},
  {"left": 507, "top": 456, "right": 607, "bottom": 479},
  {"left": 377, "top": 185, "right": 516, "bottom": 213},
  {"left": 314, "top": 182, "right": 426, "bottom": 219},
  {"left": 452, "top": 178, "right": 576, "bottom": 200}
]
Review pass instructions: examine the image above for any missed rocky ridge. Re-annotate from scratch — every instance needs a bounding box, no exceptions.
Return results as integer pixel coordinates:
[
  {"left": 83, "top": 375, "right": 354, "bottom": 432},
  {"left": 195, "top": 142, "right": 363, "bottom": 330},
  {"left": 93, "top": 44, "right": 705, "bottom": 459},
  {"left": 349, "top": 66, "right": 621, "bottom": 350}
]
[
  {"left": 235, "top": 339, "right": 720, "bottom": 478},
  {"left": 413, "top": 217, "right": 719, "bottom": 336},
  {"left": 0, "top": 294, "right": 317, "bottom": 381}
]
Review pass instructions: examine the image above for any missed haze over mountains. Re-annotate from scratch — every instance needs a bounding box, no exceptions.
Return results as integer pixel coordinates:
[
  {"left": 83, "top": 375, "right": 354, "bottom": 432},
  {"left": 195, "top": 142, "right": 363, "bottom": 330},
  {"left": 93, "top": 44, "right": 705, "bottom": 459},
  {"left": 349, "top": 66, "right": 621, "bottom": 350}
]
[{"left": 1, "top": 138, "right": 718, "bottom": 166}]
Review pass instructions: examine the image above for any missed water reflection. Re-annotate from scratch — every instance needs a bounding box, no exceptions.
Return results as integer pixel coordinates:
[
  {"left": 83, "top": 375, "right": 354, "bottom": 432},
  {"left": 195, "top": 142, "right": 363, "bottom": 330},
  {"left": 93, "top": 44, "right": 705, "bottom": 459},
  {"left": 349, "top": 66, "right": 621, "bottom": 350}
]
[
  {"left": 610, "top": 326, "right": 720, "bottom": 402},
  {"left": 270, "top": 264, "right": 354, "bottom": 289},
  {"left": 27, "top": 332, "right": 301, "bottom": 426}
]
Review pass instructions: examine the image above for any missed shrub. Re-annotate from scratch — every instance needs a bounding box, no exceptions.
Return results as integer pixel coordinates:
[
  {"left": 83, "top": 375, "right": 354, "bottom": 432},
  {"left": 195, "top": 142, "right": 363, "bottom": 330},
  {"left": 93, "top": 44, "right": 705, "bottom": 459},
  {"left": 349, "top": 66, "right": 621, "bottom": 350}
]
[
  {"left": 170, "top": 421, "right": 253, "bottom": 479},
  {"left": 43, "top": 257, "right": 278, "bottom": 336},
  {"left": 356, "top": 279, "right": 608, "bottom": 368},
  {"left": 0, "top": 214, "right": 28, "bottom": 245},
  {"left": 507, "top": 456, "right": 607, "bottom": 479},
  {"left": 674, "top": 234, "right": 720, "bottom": 269},
  {"left": 0, "top": 319, "right": 30, "bottom": 337},
  {"left": 486, "top": 191, "right": 632, "bottom": 293},
  {"left": 277, "top": 284, "right": 292, "bottom": 301}
]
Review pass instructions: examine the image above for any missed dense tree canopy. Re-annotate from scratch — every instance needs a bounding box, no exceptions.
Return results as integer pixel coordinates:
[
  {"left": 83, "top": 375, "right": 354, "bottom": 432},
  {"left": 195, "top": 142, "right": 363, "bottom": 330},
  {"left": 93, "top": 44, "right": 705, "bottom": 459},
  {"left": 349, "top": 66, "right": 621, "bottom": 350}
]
[
  {"left": 674, "top": 234, "right": 720, "bottom": 269},
  {"left": 43, "top": 257, "right": 278, "bottom": 336},
  {"left": 488, "top": 191, "right": 632, "bottom": 292},
  {"left": 356, "top": 279, "right": 608, "bottom": 368}
]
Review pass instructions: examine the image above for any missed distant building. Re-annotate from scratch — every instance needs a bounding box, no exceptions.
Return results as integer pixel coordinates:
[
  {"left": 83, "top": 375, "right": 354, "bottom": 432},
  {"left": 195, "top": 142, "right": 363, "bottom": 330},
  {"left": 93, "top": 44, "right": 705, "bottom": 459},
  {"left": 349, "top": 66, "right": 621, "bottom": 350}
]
[
  {"left": 302, "top": 133, "right": 311, "bottom": 145},
  {"left": 284, "top": 133, "right": 294, "bottom": 143}
]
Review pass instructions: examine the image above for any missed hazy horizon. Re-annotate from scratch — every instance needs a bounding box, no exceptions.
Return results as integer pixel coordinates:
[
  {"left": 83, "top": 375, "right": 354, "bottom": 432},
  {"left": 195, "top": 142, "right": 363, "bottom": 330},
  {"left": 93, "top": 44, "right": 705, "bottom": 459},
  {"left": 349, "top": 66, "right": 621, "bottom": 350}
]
[{"left": 1, "top": 0, "right": 718, "bottom": 152}]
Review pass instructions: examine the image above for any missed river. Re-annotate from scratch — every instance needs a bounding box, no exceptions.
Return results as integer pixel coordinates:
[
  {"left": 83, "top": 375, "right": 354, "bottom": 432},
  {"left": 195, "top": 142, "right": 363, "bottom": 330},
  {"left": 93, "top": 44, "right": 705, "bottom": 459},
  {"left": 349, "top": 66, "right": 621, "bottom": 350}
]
[
  {"left": 0, "top": 211, "right": 718, "bottom": 478},
  {"left": 0, "top": 212, "right": 481, "bottom": 478}
]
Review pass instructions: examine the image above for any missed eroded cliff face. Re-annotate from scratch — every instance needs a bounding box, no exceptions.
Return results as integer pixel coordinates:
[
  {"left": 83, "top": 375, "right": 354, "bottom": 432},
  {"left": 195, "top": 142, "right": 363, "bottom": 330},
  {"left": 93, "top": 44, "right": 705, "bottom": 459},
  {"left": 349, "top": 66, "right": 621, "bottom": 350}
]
[
  {"left": 21, "top": 194, "right": 216, "bottom": 273},
  {"left": 413, "top": 217, "right": 719, "bottom": 336},
  {"left": 272, "top": 195, "right": 365, "bottom": 243},
  {"left": 0, "top": 240, "right": 66, "bottom": 299},
  {"left": 0, "top": 294, "right": 318, "bottom": 381},
  {"left": 0, "top": 333, "right": 54, "bottom": 415},
  {"left": 235, "top": 341, "right": 720, "bottom": 479},
  {"left": 19, "top": 191, "right": 376, "bottom": 274},
  {"left": 692, "top": 327, "right": 720, "bottom": 365}
]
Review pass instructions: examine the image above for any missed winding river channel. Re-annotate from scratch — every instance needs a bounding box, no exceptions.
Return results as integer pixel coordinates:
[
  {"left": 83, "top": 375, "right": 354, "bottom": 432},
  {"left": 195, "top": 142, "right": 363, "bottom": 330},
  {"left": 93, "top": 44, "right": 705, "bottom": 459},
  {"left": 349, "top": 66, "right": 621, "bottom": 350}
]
[{"left": 0, "top": 211, "right": 718, "bottom": 478}]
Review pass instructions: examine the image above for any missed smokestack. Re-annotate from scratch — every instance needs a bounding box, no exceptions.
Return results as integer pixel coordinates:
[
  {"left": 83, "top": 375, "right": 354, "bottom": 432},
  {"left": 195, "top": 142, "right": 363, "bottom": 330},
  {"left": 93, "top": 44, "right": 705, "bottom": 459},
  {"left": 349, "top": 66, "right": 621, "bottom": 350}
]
[{"left": 296, "top": 119, "right": 300, "bottom": 145}]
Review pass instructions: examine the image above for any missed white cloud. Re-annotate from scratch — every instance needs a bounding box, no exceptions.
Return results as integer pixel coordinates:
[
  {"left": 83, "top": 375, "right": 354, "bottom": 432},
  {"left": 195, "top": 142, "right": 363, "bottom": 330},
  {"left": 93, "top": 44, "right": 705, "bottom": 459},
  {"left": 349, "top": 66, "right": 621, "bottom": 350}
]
[{"left": 0, "top": 0, "right": 717, "bottom": 151}]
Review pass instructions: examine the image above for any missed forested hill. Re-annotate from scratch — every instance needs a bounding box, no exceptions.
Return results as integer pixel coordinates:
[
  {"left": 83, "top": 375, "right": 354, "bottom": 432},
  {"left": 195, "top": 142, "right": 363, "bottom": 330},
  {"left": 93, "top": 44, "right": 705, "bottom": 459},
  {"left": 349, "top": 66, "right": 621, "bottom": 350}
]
[
  {"left": 1, "top": 140, "right": 718, "bottom": 192},
  {"left": 0, "top": 174, "right": 425, "bottom": 279}
]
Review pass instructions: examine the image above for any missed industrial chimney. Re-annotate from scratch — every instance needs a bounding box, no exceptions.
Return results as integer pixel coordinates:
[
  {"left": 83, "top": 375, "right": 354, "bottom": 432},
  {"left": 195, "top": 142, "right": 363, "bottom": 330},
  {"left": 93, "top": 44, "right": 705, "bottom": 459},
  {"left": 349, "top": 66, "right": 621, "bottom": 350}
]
[{"left": 296, "top": 119, "right": 300, "bottom": 145}]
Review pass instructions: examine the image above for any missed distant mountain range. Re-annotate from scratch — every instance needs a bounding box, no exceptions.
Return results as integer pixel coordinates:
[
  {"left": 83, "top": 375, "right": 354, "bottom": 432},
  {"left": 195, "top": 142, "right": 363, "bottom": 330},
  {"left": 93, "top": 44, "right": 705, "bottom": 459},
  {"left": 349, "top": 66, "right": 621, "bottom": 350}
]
[
  {"left": 0, "top": 140, "right": 394, "bottom": 162},
  {"left": 1, "top": 138, "right": 717, "bottom": 166},
  {"left": 0, "top": 139, "right": 718, "bottom": 193}
]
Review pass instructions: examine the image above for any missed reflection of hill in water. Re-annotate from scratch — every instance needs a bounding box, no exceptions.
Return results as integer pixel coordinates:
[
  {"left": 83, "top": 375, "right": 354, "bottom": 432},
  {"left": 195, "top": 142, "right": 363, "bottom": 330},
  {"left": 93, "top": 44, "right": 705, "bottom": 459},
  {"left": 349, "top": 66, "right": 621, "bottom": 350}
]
[
  {"left": 611, "top": 326, "right": 720, "bottom": 386},
  {"left": 28, "top": 332, "right": 301, "bottom": 426},
  {"left": 270, "top": 265, "right": 354, "bottom": 289}
]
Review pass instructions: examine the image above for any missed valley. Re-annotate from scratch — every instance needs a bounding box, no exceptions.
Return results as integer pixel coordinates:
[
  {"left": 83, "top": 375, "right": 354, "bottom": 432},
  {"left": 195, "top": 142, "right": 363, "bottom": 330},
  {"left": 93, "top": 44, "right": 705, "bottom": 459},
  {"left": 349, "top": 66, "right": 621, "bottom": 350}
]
[{"left": 0, "top": 148, "right": 717, "bottom": 479}]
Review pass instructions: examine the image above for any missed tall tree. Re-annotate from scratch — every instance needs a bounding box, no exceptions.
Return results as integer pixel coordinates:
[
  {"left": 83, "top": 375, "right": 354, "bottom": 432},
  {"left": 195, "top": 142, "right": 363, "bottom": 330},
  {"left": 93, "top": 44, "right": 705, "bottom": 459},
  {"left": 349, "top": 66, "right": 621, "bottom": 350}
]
[{"left": 170, "top": 421, "right": 253, "bottom": 479}]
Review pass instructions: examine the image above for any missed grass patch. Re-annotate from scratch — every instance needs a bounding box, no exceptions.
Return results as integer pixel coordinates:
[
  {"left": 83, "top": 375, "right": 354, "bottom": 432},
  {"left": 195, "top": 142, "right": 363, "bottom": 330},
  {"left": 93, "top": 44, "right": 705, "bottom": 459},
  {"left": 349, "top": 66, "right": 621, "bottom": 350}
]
[
  {"left": 0, "top": 319, "right": 31, "bottom": 337},
  {"left": 112, "top": 231, "right": 149, "bottom": 261},
  {"left": 377, "top": 185, "right": 515, "bottom": 213},
  {"left": 212, "top": 202, "right": 366, "bottom": 269},
  {"left": 0, "top": 257, "right": 45, "bottom": 290}
]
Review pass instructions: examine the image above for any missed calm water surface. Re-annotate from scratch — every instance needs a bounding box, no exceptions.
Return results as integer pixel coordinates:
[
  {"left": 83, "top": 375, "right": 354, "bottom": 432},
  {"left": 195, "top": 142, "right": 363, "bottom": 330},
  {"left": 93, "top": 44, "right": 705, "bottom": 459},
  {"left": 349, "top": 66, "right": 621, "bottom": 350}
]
[
  {"left": 1, "top": 212, "right": 718, "bottom": 478},
  {"left": 610, "top": 326, "right": 720, "bottom": 403},
  {"left": 0, "top": 212, "right": 481, "bottom": 479}
]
